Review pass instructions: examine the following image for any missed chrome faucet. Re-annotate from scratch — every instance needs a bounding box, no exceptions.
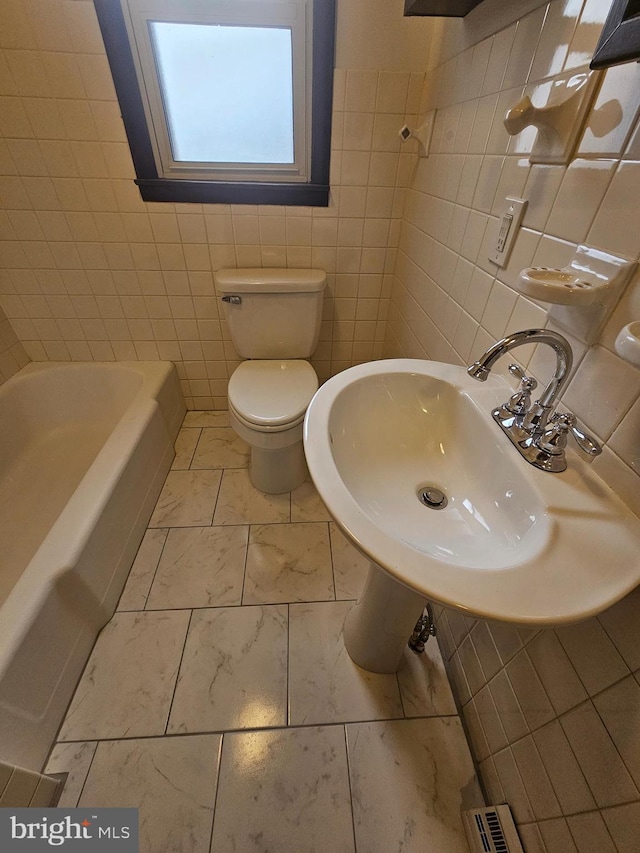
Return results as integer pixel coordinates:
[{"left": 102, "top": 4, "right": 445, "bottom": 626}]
[
  {"left": 468, "top": 329, "right": 573, "bottom": 433},
  {"left": 468, "top": 329, "right": 601, "bottom": 472}
]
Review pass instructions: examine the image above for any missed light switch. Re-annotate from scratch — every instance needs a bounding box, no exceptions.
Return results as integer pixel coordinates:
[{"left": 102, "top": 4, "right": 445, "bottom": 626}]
[
  {"left": 496, "top": 213, "right": 513, "bottom": 254},
  {"left": 490, "top": 197, "right": 528, "bottom": 268}
]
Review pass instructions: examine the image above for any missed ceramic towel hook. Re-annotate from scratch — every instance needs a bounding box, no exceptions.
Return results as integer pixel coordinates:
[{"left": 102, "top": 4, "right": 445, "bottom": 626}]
[
  {"left": 504, "top": 95, "right": 542, "bottom": 135},
  {"left": 503, "top": 70, "right": 602, "bottom": 164}
]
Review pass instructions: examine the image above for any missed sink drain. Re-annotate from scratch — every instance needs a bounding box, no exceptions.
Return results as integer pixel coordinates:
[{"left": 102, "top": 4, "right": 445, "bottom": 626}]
[{"left": 417, "top": 485, "right": 448, "bottom": 510}]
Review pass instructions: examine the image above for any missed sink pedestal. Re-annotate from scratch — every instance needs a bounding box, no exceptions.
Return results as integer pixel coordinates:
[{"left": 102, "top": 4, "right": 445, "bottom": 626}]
[{"left": 343, "top": 562, "right": 427, "bottom": 673}]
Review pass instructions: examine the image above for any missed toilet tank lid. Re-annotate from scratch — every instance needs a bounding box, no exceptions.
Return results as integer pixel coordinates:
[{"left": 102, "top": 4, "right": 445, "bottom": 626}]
[{"left": 215, "top": 268, "right": 326, "bottom": 294}]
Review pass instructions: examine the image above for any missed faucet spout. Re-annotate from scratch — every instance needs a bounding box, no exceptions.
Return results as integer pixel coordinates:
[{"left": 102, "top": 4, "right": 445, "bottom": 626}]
[
  {"left": 468, "top": 328, "right": 573, "bottom": 429},
  {"left": 467, "top": 328, "right": 593, "bottom": 472}
]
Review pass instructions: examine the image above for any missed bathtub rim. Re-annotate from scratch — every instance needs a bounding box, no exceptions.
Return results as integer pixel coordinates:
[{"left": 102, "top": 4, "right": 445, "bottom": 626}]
[{"left": 0, "top": 360, "right": 183, "bottom": 693}]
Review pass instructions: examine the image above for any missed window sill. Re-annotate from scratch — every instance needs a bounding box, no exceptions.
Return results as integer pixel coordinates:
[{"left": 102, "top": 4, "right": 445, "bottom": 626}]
[{"left": 136, "top": 178, "right": 330, "bottom": 206}]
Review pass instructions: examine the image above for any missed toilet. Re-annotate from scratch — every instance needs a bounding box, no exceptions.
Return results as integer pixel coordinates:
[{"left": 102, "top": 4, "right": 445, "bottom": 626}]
[{"left": 215, "top": 268, "right": 327, "bottom": 494}]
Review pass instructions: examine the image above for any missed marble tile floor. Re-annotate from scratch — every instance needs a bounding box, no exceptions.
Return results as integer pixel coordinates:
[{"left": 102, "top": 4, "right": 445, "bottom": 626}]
[{"left": 46, "top": 411, "right": 484, "bottom": 852}]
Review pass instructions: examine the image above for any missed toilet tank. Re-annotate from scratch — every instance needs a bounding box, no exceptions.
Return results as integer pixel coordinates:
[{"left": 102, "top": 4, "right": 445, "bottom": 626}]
[{"left": 215, "top": 268, "right": 327, "bottom": 359}]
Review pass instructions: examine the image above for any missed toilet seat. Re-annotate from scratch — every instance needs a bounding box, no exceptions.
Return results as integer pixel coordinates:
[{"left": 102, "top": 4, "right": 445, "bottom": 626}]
[
  {"left": 228, "top": 360, "right": 318, "bottom": 429},
  {"left": 229, "top": 400, "right": 305, "bottom": 434}
]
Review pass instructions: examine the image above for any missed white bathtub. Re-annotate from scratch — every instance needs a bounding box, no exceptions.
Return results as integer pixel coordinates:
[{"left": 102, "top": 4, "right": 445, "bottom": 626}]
[{"left": 0, "top": 362, "right": 185, "bottom": 770}]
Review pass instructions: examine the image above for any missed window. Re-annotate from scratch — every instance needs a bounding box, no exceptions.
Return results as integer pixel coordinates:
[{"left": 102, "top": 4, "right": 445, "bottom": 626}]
[{"left": 94, "top": 0, "right": 335, "bottom": 205}]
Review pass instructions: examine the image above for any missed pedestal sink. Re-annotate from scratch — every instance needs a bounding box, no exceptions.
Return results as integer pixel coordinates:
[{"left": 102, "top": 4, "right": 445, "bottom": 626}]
[{"left": 303, "top": 359, "right": 640, "bottom": 673}]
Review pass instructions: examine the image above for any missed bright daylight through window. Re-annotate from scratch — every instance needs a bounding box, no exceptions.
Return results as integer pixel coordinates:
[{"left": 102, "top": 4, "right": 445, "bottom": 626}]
[
  {"left": 94, "top": 0, "right": 335, "bottom": 205},
  {"left": 151, "top": 22, "right": 295, "bottom": 165}
]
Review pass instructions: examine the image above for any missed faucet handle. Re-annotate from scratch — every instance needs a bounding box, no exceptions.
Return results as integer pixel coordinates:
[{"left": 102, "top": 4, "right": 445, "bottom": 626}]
[
  {"left": 566, "top": 415, "right": 602, "bottom": 458},
  {"left": 508, "top": 363, "right": 527, "bottom": 381},
  {"left": 536, "top": 411, "right": 572, "bottom": 455},
  {"left": 505, "top": 363, "right": 537, "bottom": 415},
  {"left": 538, "top": 412, "right": 602, "bottom": 459}
]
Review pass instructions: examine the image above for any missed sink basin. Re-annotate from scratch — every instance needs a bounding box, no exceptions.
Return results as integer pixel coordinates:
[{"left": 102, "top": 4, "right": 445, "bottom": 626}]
[
  {"left": 327, "top": 369, "right": 549, "bottom": 571},
  {"left": 304, "top": 359, "right": 640, "bottom": 670}
]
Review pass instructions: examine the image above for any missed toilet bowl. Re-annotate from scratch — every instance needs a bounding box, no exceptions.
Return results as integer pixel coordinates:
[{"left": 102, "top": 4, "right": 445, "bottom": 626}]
[
  {"left": 227, "top": 359, "right": 319, "bottom": 493},
  {"left": 215, "top": 268, "right": 327, "bottom": 494}
]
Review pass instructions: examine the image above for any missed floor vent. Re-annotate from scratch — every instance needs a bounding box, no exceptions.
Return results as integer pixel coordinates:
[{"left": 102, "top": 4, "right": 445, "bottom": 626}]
[{"left": 462, "top": 805, "right": 524, "bottom": 853}]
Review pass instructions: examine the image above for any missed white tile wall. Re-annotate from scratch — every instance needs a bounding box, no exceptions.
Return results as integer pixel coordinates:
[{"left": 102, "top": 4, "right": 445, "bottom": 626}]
[
  {"left": 385, "top": 0, "right": 640, "bottom": 519},
  {"left": 0, "top": 0, "right": 426, "bottom": 408},
  {"left": 396, "top": 2, "right": 640, "bottom": 849},
  {"left": 437, "top": 598, "right": 640, "bottom": 853}
]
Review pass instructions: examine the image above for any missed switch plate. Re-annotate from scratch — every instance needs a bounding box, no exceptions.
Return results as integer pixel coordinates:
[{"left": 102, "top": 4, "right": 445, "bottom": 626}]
[{"left": 490, "top": 197, "right": 528, "bottom": 268}]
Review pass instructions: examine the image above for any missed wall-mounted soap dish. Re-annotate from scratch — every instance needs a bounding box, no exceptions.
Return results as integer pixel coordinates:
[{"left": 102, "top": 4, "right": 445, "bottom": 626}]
[
  {"left": 516, "top": 245, "right": 636, "bottom": 343},
  {"left": 615, "top": 322, "right": 640, "bottom": 367},
  {"left": 517, "top": 268, "right": 603, "bottom": 305}
]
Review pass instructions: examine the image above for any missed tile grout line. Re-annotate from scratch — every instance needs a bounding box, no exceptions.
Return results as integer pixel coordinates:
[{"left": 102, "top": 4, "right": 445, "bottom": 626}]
[
  {"left": 554, "top": 628, "right": 632, "bottom": 704},
  {"left": 327, "top": 520, "right": 338, "bottom": 602},
  {"left": 208, "top": 466, "right": 225, "bottom": 527},
  {"left": 396, "top": 667, "right": 407, "bottom": 719},
  {"left": 239, "top": 521, "right": 250, "bottom": 607},
  {"left": 560, "top": 697, "right": 640, "bottom": 807},
  {"left": 73, "top": 742, "right": 100, "bottom": 809},
  {"left": 342, "top": 724, "right": 359, "bottom": 853},
  {"left": 286, "top": 603, "right": 291, "bottom": 728},
  {"left": 142, "top": 527, "right": 170, "bottom": 612},
  {"left": 126, "top": 596, "right": 359, "bottom": 614},
  {"left": 54, "top": 712, "right": 464, "bottom": 746},
  {"left": 162, "top": 608, "right": 196, "bottom": 737},
  {"left": 188, "top": 426, "right": 203, "bottom": 468},
  {"left": 207, "top": 731, "right": 225, "bottom": 852},
  {"left": 172, "top": 424, "right": 202, "bottom": 471}
]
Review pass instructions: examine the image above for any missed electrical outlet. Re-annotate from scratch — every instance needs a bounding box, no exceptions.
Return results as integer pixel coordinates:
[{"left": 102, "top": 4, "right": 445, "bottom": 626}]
[{"left": 490, "top": 197, "right": 528, "bottom": 268}]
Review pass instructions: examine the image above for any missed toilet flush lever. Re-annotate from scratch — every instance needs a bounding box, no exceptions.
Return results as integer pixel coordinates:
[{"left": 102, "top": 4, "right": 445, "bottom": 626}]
[{"left": 222, "top": 295, "right": 242, "bottom": 305}]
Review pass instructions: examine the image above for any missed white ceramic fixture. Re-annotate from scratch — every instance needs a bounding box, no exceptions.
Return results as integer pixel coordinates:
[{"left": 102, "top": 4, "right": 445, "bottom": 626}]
[
  {"left": 503, "top": 70, "right": 601, "bottom": 164},
  {"left": 399, "top": 111, "right": 434, "bottom": 157},
  {"left": 216, "top": 268, "right": 326, "bottom": 494},
  {"left": 615, "top": 321, "right": 640, "bottom": 367},
  {"left": 303, "top": 359, "right": 640, "bottom": 672},
  {"left": 516, "top": 245, "right": 636, "bottom": 344}
]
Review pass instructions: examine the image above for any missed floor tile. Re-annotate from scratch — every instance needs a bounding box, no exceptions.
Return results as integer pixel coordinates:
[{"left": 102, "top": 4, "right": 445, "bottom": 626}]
[
  {"left": 329, "top": 522, "right": 370, "bottom": 600},
  {"left": 117, "top": 528, "right": 168, "bottom": 611},
  {"left": 397, "top": 639, "right": 458, "bottom": 717},
  {"left": 146, "top": 525, "right": 248, "bottom": 609},
  {"left": 171, "top": 427, "right": 201, "bottom": 469},
  {"left": 51, "top": 400, "right": 482, "bottom": 852},
  {"left": 191, "top": 427, "right": 250, "bottom": 469},
  {"left": 289, "top": 601, "right": 404, "bottom": 725},
  {"left": 183, "top": 411, "right": 230, "bottom": 428},
  {"left": 210, "top": 726, "right": 355, "bottom": 853},
  {"left": 168, "top": 606, "right": 288, "bottom": 733},
  {"left": 212, "top": 468, "right": 289, "bottom": 525},
  {"left": 243, "top": 522, "right": 334, "bottom": 605},
  {"left": 346, "top": 718, "right": 483, "bottom": 853},
  {"left": 149, "top": 470, "right": 222, "bottom": 527},
  {"left": 78, "top": 735, "right": 221, "bottom": 853},
  {"left": 290, "top": 478, "right": 332, "bottom": 522},
  {"left": 58, "top": 610, "right": 190, "bottom": 741},
  {"left": 45, "top": 742, "right": 97, "bottom": 808}
]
